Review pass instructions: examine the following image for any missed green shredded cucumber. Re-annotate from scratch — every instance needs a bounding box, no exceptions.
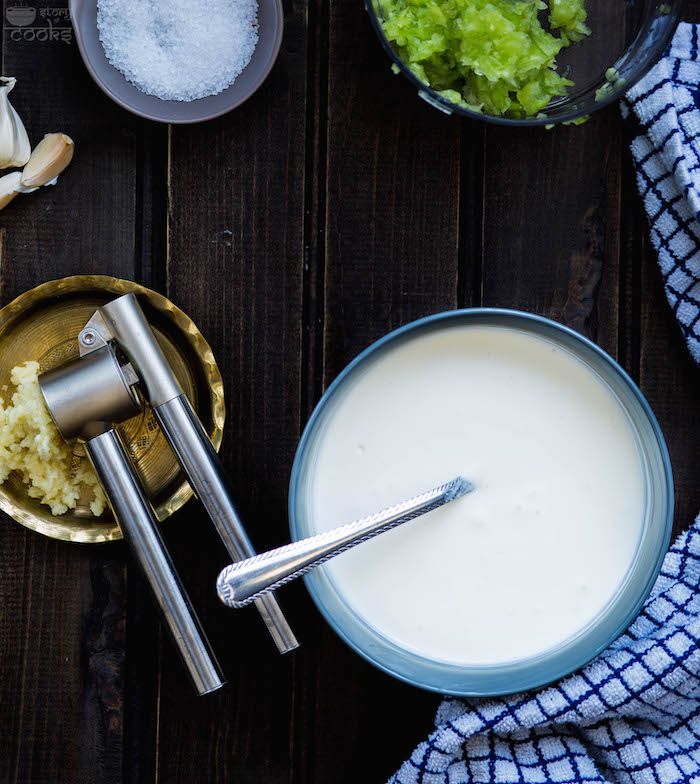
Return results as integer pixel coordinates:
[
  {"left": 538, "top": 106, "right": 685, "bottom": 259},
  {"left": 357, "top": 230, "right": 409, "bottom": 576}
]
[{"left": 376, "top": 0, "right": 590, "bottom": 118}]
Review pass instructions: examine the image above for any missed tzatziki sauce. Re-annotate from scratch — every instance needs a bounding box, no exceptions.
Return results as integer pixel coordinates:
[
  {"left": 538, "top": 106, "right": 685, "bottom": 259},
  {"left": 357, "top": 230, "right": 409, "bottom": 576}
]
[{"left": 307, "top": 325, "right": 645, "bottom": 665}]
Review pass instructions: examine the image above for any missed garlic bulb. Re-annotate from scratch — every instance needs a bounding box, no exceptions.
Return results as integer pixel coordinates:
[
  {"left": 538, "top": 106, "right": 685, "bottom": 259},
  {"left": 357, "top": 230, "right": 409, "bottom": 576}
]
[{"left": 0, "top": 77, "right": 31, "bottom": 169}]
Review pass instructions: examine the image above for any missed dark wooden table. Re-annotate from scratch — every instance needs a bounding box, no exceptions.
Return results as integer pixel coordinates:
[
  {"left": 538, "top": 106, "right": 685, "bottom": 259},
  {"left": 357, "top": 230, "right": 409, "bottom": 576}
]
[{"left": 3, "top": 2, "right": 700, "bottom": 782}]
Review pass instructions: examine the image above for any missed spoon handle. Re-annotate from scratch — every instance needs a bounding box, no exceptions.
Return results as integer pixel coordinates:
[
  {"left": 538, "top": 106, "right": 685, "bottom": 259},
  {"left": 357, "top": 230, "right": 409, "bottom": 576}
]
[{"left": 216, "top": 476, "right": 472, "bottom": 609}]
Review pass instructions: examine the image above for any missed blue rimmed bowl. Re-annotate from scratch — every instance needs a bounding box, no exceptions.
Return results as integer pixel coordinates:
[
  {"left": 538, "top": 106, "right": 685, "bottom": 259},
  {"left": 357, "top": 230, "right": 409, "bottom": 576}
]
[{"left": 289, "top": 308, "right": 674, "bottom": 695}]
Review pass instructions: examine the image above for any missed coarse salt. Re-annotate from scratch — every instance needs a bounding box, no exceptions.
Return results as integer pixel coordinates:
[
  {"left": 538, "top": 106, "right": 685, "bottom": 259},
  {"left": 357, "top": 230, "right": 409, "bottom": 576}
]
[{"left": 97, "top": 0, "right": 259, "bottom": 102}]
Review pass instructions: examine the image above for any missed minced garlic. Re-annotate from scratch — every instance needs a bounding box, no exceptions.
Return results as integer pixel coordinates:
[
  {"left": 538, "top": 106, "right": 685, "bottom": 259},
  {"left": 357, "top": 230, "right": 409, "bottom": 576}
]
[{"left": 0, "top": 361, "right": 106, "bottom": 516}]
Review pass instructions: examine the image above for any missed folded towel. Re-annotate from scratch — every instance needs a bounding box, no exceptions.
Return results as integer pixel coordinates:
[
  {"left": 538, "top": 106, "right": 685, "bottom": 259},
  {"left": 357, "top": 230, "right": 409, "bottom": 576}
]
[
  {"left": 389, "top": 24, "right": 700, "bottom": 784},
  {"left": 622, "top": 22, "right": 700, "bottom": 364}
]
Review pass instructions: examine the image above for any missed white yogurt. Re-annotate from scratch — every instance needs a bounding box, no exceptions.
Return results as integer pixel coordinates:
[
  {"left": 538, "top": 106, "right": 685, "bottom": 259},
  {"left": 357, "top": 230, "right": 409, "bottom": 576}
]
[{"left": 307, "top": 325, "right": 645, "bottom": 665}]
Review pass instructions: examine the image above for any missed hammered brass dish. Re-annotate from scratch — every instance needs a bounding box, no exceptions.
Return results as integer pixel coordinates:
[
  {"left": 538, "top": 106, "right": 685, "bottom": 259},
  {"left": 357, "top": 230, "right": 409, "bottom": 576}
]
[{"left": 0, "top": 276, "right": 225, "bottom": 543}]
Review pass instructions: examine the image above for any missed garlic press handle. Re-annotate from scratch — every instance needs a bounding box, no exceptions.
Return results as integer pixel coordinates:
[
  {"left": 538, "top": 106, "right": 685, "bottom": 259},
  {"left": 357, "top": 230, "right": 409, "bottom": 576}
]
[
  {"left": 86, "top": 428, "right": 226, "bottom": 696},
  {"left": 94, "top": 293, "right": 298, "bottom": 654},
  {"left": 155, "top": 395, "right": 299, "bottom": 654}
]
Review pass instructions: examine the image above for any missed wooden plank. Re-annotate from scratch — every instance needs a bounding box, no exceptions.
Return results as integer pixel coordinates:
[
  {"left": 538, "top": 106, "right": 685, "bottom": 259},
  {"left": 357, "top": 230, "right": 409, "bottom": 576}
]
[
  {"left": 686, "top": 3, "right": 700, "bottom": 23},
  {"left": 0, "top": 3, "right": 166, "bottom": 780},
  {"left": 481, "top": 106, "right": 624, "bottom": 355},
  {"left": 321, "top": 41, "right": 465, "bottom": 368},
  {"left": 305, "top": 0, "right": 469, "bottom": 780},
  {"left": 156, "top": 0, "right": 310, "bottom": 780},
  {"left": 475, "top": 9, "right": 626, "bottom": 354}
]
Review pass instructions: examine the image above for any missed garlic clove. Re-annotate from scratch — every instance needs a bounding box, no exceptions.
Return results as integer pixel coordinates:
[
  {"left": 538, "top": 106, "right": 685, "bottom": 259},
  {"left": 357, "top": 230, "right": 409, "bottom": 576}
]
[
  {"left": 19, "top": 132, "right": 74, "bottom": 192},
  {"left": 0, "top": 77, "right": 31, "bottom": 169},
  {"left": 0, "top": 170, "right": 21, "bottom": 210}
]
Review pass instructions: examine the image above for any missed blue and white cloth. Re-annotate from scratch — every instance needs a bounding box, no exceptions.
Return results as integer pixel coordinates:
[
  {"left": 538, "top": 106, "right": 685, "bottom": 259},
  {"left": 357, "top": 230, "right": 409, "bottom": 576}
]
[
  {"left": 622, "top": 22, "right": 700, "bottom": 363},
  {"left": 390, "top": 24, "right": 700, "bottom": 784}
]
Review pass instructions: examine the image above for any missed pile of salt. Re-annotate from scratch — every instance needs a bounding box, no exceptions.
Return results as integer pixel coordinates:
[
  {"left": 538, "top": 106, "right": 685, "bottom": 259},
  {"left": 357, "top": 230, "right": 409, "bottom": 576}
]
[{"left": 97, "top": 0, "right": 259, "bottom": 102}]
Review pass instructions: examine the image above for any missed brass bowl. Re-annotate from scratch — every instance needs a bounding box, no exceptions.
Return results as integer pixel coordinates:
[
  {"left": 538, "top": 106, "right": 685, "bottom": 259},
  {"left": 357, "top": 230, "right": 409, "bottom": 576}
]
[{"left": 0, "top": 276, "right": 225, "bottom": 543}]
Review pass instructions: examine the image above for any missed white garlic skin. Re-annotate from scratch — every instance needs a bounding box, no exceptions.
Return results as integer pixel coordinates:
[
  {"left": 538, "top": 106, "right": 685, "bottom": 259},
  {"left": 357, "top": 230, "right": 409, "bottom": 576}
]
[{"left": 0, "top": 77, "right": 31, "bottom": 169}]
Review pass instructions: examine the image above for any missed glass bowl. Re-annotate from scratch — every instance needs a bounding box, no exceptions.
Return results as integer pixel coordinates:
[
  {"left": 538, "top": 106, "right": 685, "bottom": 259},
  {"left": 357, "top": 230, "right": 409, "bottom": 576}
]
[
  {"left": 365, "top": 0, "right": 685, "bottom": 126},
  {"left": 289, "top": 309, "right": 674, "bottom": 695}
]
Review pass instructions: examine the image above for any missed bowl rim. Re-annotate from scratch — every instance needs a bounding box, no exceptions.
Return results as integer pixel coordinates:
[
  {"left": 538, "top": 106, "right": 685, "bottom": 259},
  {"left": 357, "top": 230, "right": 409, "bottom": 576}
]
[
  {"left": 364, "top": 0, "right": 686, "bottom": 126},
  {"left": 0, "top": 275, "right": 226, "bottom": 543},
  {"left": 69, "top": 0, "right": 284, "bottom": 124},
  {"left": 289, "top": 308, "right": 675, "bottom": 695}
]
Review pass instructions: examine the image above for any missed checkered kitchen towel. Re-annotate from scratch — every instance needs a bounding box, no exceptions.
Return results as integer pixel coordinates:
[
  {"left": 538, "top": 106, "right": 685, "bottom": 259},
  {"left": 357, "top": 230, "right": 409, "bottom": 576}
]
[
  {"left": 390, "top": 24, "right": 700, "bottom": 784},
  {"left": 622, "top": 22, "right": 700, "bottom": 363}
]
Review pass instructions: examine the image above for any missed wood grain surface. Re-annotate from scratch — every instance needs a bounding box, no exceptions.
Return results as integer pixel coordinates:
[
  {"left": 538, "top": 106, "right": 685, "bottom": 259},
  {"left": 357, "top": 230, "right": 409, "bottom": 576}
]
[{"left": 2, "top": 1, "right": 700, "bottom": 782}]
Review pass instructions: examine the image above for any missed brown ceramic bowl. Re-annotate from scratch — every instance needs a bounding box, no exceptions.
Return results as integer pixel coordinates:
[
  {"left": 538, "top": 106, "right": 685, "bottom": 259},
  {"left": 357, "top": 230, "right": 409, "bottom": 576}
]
[{"left": 69, "top": 0, "right": 283, "bottom": 123}]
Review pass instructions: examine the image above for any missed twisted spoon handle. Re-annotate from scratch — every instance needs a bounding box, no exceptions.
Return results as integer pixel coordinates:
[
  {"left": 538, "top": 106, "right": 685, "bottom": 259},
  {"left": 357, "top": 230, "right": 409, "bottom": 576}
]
[{"left": 216, "top": 476, "right": 473, "bottom": 609}]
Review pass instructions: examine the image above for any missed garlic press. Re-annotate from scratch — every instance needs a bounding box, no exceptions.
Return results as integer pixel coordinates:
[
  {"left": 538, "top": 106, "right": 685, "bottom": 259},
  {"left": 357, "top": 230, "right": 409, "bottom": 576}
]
[{"left": 38, "top": 293, "right": 298, "bottom": 694}]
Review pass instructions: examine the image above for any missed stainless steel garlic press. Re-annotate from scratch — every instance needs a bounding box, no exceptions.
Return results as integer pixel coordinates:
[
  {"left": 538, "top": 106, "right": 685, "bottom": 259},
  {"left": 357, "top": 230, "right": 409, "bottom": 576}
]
[{"left": 38, "top": 292, "right": 298, "bottom": 695}]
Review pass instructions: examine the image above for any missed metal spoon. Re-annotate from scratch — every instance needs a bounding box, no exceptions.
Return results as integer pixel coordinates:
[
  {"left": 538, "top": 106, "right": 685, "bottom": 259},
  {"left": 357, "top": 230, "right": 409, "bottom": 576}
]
[{"left": 216, "top": 476, "right": 473, "bottom": 609}]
